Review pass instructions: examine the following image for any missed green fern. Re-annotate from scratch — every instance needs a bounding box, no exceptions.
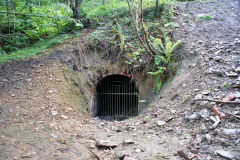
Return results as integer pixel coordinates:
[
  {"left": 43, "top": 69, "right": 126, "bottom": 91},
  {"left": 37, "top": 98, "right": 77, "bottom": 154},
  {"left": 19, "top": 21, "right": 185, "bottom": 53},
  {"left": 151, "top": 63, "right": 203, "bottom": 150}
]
[
  {"left": 112, "top": 19, "right": 125, "bottom": 53},
  {"left": 157, "top": 38, "right": 181, "bottom": 65}
]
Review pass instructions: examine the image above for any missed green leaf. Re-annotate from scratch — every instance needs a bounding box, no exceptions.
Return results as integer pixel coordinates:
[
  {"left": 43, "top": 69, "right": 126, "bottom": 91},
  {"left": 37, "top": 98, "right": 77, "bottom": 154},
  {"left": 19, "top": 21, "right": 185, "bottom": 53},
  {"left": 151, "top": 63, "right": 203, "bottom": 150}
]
[
  {"left": 125, "top": 61, "right": 132, "bottom": 65},
  {"left": 155, "top": 55, "right": 162, "bottom": 65},
  {"left": 148, "top": 72, "right": 157, "bottom": 75},
  {"left": 134, "top": 65, "right": 139, "bottom": 68},
  {"left": 164, "top": 22, "right": 180, "bottom": 28},
  {"left": 134, "top": 51, "right": 140, "bottom": 56},
  {"left": 139, "top": 100, "right": 146, "bottom": 103},
  {"left": 24, "top": 30, "right": 39, "bottom": 40},
  {"left": 197, "top": 14, "right": 212, "bottom": 20}
]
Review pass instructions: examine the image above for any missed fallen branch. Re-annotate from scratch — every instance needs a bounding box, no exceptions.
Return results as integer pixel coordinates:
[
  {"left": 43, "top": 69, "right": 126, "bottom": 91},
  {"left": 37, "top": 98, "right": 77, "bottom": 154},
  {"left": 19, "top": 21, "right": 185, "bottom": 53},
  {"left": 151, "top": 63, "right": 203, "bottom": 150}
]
[
  {"left": 194, "top": 98, "right": 240, "bottom": 104},
  {"left": 85, "top": 144, "right": 101, "bottom": 160},
  {"left": 211, "top": 116, "right": 221, "bottom": 129},
  {"left": 226, "top": 112, "right": 240, "bottom": 119}
]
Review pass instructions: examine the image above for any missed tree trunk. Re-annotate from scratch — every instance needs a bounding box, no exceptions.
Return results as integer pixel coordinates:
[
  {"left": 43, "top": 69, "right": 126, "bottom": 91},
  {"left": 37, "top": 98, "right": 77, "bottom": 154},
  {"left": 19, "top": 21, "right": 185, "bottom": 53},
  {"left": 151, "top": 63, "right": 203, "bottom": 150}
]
[
  {"left": 6, "top": 0, "right": 10, "bottom": 34},
  {"left": 70, "top": 0, "right": 74, "bottom": 11},
  {"left": 73, "top": 0, "right": 82, "bottom": 21},
  {"left": 156, "top": 0, "right": 159, "bottom": 11},
  {"left": 102, "top": 0, "right": 105, "bottom": 5},
  {"left": 13, "top": 2, "right": 16, "bottom": 28},
  {"left": 135, "top": 0, "right": 139, "bottom": 28}
]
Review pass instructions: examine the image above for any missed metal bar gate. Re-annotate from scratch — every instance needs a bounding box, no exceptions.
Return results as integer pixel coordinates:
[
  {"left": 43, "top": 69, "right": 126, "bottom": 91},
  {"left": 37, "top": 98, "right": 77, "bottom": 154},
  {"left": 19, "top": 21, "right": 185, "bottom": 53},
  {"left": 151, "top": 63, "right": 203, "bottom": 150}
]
[{"left": 96, "top": 75, "right": 138, "bottom": 117}]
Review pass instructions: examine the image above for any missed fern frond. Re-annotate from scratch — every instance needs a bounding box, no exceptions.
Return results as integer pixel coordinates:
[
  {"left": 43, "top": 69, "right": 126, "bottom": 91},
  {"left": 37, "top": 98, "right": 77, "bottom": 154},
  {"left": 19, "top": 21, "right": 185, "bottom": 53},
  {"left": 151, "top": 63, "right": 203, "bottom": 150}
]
[
  {"left": 170, "top": 40, "right": 182, "bottom": 54},
  {"left": 166, "top": 41, "right": 172, "bottom": 56},
  {"left": 150, "top": 36, "right": 162, "bottom": 53},
  {"left": 161, "top": 56, "right": 167, "bottom": 64}
]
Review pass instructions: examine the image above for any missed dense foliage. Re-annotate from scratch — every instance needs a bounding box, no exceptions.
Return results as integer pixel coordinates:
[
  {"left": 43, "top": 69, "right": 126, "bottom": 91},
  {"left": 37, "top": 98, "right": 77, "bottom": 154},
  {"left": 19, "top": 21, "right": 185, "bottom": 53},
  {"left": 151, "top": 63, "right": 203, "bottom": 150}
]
[
  {"left": 0, "top": 0, "right": 183, "bottom": 93},
  {"left": 0, "top": 0, "right": 82, "bottom": 53}
]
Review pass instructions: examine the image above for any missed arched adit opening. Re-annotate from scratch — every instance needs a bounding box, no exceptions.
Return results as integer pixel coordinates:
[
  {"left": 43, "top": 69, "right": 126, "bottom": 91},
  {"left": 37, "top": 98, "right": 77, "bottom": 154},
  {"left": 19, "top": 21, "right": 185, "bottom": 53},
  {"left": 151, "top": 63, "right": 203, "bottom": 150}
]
[{"left": 96, "top": 74, "right": 138, "bottom": 117}]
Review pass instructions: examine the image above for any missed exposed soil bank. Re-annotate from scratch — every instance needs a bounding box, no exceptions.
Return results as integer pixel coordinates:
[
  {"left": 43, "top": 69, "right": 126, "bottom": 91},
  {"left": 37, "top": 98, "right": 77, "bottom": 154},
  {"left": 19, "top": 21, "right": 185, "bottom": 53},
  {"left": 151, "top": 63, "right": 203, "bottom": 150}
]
[{"left": 0, "top": 0, "right": 240, "bottom": 159}]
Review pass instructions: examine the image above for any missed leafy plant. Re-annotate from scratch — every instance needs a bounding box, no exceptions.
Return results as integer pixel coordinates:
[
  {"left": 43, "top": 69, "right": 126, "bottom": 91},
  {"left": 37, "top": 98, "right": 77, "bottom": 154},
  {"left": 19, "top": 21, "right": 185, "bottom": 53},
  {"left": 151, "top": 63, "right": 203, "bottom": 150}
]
[
  {"left": 150, "top": 37, "right": 182, "bottom": 66},
  {"left": 197, "top": 14, "right": 212, "bottom": 20},
  {"left": 139, "top": 99, "right": 146, "bottom": 103},
  {"left": 164, "top": 22, "right": 180, "bottom": 28}
]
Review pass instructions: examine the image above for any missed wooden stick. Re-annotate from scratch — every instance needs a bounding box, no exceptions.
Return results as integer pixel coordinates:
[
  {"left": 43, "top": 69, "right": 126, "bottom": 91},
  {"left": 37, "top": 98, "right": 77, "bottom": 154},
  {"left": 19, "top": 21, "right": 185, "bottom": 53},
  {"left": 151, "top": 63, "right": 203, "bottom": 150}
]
[
  {"left": 211, "top": 116, "right": 221, "bottom": 129},
  {"left": 194, "top": 98, "right": 240, "bottom": 104},
  {"left": 85, "top": 145, "right": 101, "bottom": 160},
  {"left": 226, "top": 112, "right": 240, "bottom": 119}
]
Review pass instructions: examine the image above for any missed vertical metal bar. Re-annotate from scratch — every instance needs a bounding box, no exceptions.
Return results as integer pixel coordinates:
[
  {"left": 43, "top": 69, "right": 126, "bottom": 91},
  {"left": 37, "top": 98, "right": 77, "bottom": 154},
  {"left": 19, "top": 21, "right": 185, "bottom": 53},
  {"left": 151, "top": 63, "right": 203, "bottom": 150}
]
[
  {"left": 108, "top": 77, "right": 109, "bottom": 116},
  {"left": 102, "top": 79, "right": 106, "bottom": 116},
  {"left": 117, "top": 85, "right": 120, "bottom": 117},
  {"left": 130, "top": 82, "right": 132, "bottom": 116},
  {"left": 127, "top": 78, "right": 128, "bottom": 117},
  {"left": 127, "top": 80, "right": 130, "bottom": 116},
  {"left": 110, "top": 78, "right": 112, "bottom": 117},
  {"left": 117, "top": 85, "right": 119, "bottom": 117},
  {"left": 104, "top": 78, "right": 106, "bottom": 116},
  {"left": 125, "top": 76, "right": 127, "bottom": 117},
  {"left": 119, "top": 84, "right": 121, "bottom": 117},
  {"left": 106, "top": 77, "right": 108, "bottom": 116},
  {"left": 123, "top": 76, "right": 125, "bottom": 117},
  {"left": 100, "top": 80, "right": 103, "bottom": 116}
]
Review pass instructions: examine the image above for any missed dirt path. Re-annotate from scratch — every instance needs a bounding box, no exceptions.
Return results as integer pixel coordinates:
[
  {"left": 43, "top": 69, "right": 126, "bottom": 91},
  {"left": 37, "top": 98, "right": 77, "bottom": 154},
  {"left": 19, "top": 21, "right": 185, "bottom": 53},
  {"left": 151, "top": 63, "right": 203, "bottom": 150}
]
[{"left": 0, "top": 0, "right": 240, "bottom": 159}]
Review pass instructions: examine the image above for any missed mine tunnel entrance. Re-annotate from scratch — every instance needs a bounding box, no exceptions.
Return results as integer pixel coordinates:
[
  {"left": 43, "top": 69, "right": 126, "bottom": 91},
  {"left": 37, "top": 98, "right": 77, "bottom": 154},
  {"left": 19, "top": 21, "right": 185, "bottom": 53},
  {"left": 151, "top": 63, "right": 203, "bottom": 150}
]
[{"left": 96, "top": 74, "right": 138, "bottom": 117}]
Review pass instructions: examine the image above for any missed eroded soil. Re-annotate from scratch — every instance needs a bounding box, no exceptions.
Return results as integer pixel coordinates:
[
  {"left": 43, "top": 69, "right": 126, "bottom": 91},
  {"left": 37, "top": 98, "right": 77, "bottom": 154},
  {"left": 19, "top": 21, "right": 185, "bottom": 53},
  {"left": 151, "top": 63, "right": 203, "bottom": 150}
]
[{"left": 0, "top": 0, "right": 240, "bottom": 159}]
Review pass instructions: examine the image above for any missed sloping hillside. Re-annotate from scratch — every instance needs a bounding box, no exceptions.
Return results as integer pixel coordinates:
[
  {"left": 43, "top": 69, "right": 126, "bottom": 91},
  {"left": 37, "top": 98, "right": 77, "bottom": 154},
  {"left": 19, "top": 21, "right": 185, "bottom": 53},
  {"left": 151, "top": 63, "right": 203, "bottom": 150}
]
[{"left": 0, "top": 0, "right": 239, "bottom": 159}]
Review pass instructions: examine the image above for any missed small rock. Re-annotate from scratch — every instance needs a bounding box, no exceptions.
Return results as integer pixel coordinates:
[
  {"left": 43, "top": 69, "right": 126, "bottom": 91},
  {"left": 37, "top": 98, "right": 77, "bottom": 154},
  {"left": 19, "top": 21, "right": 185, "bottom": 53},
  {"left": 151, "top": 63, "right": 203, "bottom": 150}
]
[
  {"left": 51, "top": 133, "right": 57, "bottom": 139},
  {"left": 199, "top": 101, "right": 208, "bottom": 106},
  {"left": 234, "top": 92, "right": 240, "bottom": 98},
  {"left": 49, "top": 90, "right": 53, "bottom": 94},
  {"left": 177, "top": 149, "right": 195, "bottom": 160},
  {"left": 205, "top": 134, "right": 211, "bottom": 143},
  {"left": 123, "top": 139, "right": 134, "bottom": 145},
  {"left": 201, "top": 90, "right": 211, "bottom": 95},
  {"left": 235, "top": 67, "right": 240, "bottom": 73},
  {"left": 56, "top": 79, "right": 61, "bottom": 82},
  {"left": 171, "top": 110, "right": 176, "bottom": 114},
  {"left": 199, "top": 109, "right": 210, "bottom": 118},
  {"left": 214, "top": 50, "right": 222, "bottom": 55},
  {"left": 213, "top": 56, "right": 222, "bottom": 62},
  {"left": 208, "top": 68, "right": 223, "bottom": 76},
  {"left": 235, "top": 138, "right": 240, "bottom": 144},
  {"left": 96, "top": 140, "right": 118, "bottom": 148},
  {"left": 226, "top": 49, "right": 231, "bottom": 52},
  {"left": 193, "top": 134, "right": 202, "bottom": 145},
  {"left": 200, "top": 123, "right": 207, "bottom": 130},
  {"left": 215, "top": 150, "right": 239, "bottom": 160},
  {"left": 51, "top": 110, "right": 58, "bottom": 116},
  {"left": 124, "top": 157, "right": 138, "bottom": 160},
  {"left": 194, "top": 94, "right": 203, "bottom": 100},
  {"left": 201, "top": 145, "right": 210, "bottom": 151},
  {"left": 223, "top": 129, "right": 240, "bottom": 135},
  {"left": 185, "top": 113, "right": 200, "bottom": 121},
  {"left": 135, "top": 148, "right": 142, "bottom": 153},
  {"left": 61, "top": 114, "right": 68, "bottom": 120},
  {"left": 157, "top": 120, "right": 166, "bottom": 126},
  {"left": 226, "top": 71, "right": 238, "bottom": 78}
]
